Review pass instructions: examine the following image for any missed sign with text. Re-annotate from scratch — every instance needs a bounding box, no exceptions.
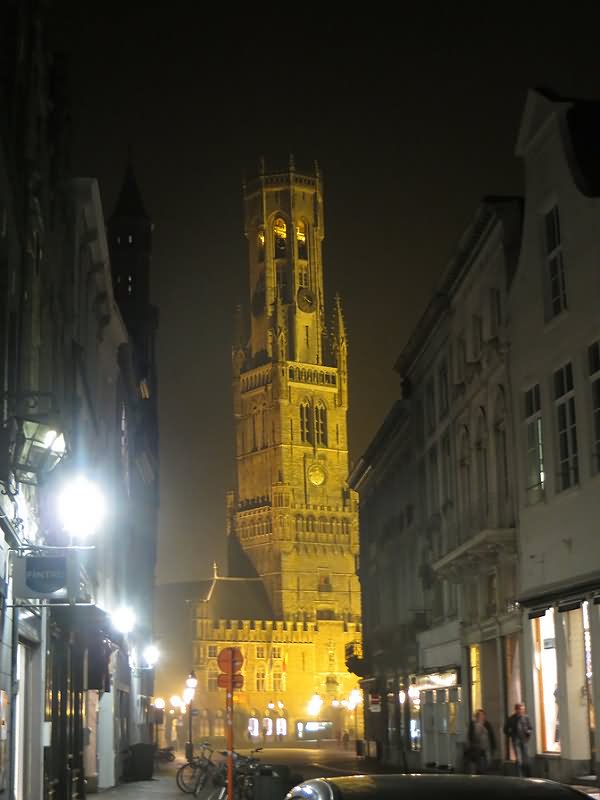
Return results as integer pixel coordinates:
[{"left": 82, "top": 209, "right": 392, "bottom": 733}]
[{"left": 13, "top": 554, "right": 79, "bottom": 600}]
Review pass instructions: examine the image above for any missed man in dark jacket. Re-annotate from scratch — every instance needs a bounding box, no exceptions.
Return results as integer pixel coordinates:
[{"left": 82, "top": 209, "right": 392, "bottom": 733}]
[
  {"left": 504, "top": 703, "right": 533, "bottom": 776},
  {"left": 467, "top": 709, "right": 496, "bottom": 773}
]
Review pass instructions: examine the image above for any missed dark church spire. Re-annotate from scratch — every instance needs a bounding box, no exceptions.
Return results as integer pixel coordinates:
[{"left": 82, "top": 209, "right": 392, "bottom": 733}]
[{"left": 111, "top": 159, "right": 149, "bottom": 221}]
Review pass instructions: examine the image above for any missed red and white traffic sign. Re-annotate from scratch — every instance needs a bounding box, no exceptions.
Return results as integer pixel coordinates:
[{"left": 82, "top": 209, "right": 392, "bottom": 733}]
[
  {"left": 217, "top": 646, "right": 244, "bottom": 674},
  {"left": 217, "top": 673, "right": 244, "bottom": 690}
]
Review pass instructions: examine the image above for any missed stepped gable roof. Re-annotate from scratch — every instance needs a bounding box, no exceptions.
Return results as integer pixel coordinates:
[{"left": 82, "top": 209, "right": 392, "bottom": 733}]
[{"left": 203, "top": 576, "right": 274, "bottom": 621}]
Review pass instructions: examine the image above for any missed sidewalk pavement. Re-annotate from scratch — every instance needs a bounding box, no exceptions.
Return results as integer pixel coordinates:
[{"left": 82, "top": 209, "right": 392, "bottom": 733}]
[
  {"left": 99, "top": 765, "right": 181, "bottom": 798},
  {"left": 100, "top": 763, "right": 600, "bottom": 799}
]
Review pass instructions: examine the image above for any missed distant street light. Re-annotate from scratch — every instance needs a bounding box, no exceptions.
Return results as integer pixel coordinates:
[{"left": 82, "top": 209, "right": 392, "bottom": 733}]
[
  {"left": 184, "top": 670, "right": 197, "bottom": 761},
  {"left": 143, "top": 644, "right": 160, "bottom": 668}
]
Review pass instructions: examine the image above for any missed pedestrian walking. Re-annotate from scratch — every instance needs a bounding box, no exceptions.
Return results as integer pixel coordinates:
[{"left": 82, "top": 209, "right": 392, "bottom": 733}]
[
  {"left": 504, "top": 703, "right": 533, "bottom": 776},
  {"left": 466, "top": 709, "right": 496, "bottom": 773},
  {"left": 342, "top": 730, "right": 349, "bottom": 750}
]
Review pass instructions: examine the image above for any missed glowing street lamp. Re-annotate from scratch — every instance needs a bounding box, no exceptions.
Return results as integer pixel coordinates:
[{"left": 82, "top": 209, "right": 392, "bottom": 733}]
[
  {"left": 143, "top": 644, "right": 160, "bottom": 668},
  {"left": 57, "top": 475, "right": 106, "bottom": 540},
  {"left": 170, "top": 695, "right": 183, "bottom": 709},
  {"left": 184, "top": 670, "right": 197, "bottom": 760},
  {"left": 307, "top": 694, "right": 323, "bottom": 717},
  {"left": 111, "top": 606, "right": 136, "bottom": 634}
]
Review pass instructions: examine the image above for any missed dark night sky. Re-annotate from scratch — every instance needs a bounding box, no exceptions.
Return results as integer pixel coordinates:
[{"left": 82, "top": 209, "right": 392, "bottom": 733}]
[{"left": 53, "top": 3, "right": 600, "bottom": 583}]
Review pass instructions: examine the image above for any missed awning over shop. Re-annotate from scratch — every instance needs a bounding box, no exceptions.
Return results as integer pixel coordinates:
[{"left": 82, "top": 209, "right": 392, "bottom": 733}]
[{"left": 519, "top": 569, "right": 600, "bottom": 618}]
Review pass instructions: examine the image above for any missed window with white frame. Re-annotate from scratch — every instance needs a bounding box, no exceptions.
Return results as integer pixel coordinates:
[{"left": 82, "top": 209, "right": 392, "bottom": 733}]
[
  {"left": 208, "top": 644, "right": 218, "bottom": 658},
  {"left": 544, "top": 205, "right": 567, "bottom": 318},
  {"left": 554, "top": 363, "right": 578, "bottom": 490},
  {"left": 589, "top": 341, "right": 600, "bottom": 472},
  {"left": 256, "top": 670, "right": 265, "bottom": 692},
  {"left": 208, "top": 671, "right": 218, "bottom": 692},
  {"left": 256, "top": 645, "right": 265, "bottom": 659},
  {"left": 524, "top": 384, "right": 545, "bottom": 502}
]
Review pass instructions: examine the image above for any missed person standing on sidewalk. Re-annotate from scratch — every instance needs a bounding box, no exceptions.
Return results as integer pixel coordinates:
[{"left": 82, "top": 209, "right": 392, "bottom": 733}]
[
  {"left": 467, "top": 709, "right": 496, "bottom": 774},
  {"left": 504, "top": 703, "right": 533, "bottom": 776}
]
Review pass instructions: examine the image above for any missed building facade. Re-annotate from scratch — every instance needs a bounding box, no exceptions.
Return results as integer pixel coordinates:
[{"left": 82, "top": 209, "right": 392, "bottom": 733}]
[
  {"left": 509, "top": 89, "right": 600, "bottom": 782},
  {"left": 188, "top": 161, "right": 362, "bottom": 743},
  {"left": 350, "top": 198, "right": 523, "bottom": 770},
  {"left": 0, "top": 3, "right": 159, "bottom": 796}
]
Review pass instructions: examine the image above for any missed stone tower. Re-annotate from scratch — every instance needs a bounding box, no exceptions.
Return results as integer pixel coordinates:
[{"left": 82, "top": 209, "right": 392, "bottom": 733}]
[{"left": 229, "top": 158, "right": 360, "bottom": 623}]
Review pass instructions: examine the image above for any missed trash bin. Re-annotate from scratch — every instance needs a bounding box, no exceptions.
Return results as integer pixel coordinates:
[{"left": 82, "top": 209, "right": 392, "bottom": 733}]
[
  {"left": 253, "top": 765, "right": 295, "bottom": 800},
  {"left": 129, "top": 743, "right": 154, "bottom": 781}
]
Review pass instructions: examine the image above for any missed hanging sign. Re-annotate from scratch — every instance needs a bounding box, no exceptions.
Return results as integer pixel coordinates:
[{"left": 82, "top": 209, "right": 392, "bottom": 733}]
[{"left": 13, "top": 554, "right": 79, "bottom": 600}]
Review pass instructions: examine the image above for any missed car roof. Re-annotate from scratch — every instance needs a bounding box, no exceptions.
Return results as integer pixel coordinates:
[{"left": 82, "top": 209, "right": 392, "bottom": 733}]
[{"left": 286, "top": 774, "right": 587, "bottom": 800}]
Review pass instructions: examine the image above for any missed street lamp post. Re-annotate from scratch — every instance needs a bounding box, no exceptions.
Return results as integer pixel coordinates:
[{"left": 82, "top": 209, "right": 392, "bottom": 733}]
[
  {"left": 153, "top": 698, "right": 165, "bottom": 748},
  {"left": 184, "top": 670, "right": 197, "bottom": 761}
]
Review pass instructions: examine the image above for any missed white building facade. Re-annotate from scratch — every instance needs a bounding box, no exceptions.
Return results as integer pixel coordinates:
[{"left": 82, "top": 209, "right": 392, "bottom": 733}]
[{"left": 509, "top": 88, "right": 600, "bottom": 782}]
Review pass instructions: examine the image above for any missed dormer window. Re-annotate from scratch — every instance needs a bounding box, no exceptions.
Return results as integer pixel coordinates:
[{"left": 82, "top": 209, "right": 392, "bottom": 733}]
[
  {"left": 297, "top": 220, "right": 308, "bottom": 260},
  {"left": 274, "top": 218, "right": 287, "bottom": 258}
]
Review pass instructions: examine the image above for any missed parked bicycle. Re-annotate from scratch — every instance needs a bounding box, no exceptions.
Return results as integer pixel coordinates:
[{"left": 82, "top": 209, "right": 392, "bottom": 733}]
[{"left": 176, "top": 742, "right": 216, "bottom": 795}]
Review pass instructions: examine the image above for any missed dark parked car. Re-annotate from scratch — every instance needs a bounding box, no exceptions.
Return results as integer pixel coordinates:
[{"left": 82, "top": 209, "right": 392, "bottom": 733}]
[{"left": 285, "top": 774, "right": 589, "bottom": 800}]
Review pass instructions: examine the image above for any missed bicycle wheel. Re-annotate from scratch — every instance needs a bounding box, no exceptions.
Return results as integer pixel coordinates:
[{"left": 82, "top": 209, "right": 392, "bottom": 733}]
[{"left": 177, "top": 762, "right": 202, "bottom": 794}]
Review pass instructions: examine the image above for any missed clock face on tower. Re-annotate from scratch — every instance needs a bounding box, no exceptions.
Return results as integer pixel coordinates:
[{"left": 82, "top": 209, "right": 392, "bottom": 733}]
[
  {"left": 308, "top": 463, "right": 326, "bottom": 487},
  {"left": 297, "top": 287, "right": 316, "bottom": 313}
]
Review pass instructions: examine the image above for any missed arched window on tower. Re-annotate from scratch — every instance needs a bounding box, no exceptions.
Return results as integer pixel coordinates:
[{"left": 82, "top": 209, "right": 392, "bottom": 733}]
[
  {"left": 274, "top": 217, "right": 287, "bottom": 258},
  {"left": 300, "top": 401, "right": 313, "bottom": 444},
  {"left": 297, "top": 220, "right": 308, "bottom": 261},
  {"left": 315, "top": 403, "right": 328, "bottom": 446},
  {"left": 257, "top": 229, "right": 265, "bottom": 262}
]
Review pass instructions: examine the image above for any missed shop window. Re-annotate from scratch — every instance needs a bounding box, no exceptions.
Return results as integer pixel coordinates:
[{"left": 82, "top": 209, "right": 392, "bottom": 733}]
[
  {"left": 532, "top": 609, "right": 560, "bottom": 753},
  {"left": 407, "top": 683, "right": 421, "bottom": 750},
  {"left": 469, "top": 644, "right": 481, "bottom": 715},
  {"left": 275, "top": 717, "right": 287, "bottom": 737},
  {"left": 262, "top": 717, "right": 273, "bottom": 737},
  {"left": 248, "top": 717, "right": 259, "bottom": 738},
  {"left": 583, "top": 602, "right": 595, "bottom": 734}
]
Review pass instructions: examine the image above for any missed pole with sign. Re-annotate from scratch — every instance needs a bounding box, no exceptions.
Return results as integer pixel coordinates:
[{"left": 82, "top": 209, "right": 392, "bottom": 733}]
[{"left": 217, "top": 647, "right": 243, "bottom": 800}]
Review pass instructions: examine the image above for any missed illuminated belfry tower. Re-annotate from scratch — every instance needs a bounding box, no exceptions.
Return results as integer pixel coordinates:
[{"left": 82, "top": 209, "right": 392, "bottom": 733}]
[{"left": 229, "top": 157, "right": 360, "bottom": 624}]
